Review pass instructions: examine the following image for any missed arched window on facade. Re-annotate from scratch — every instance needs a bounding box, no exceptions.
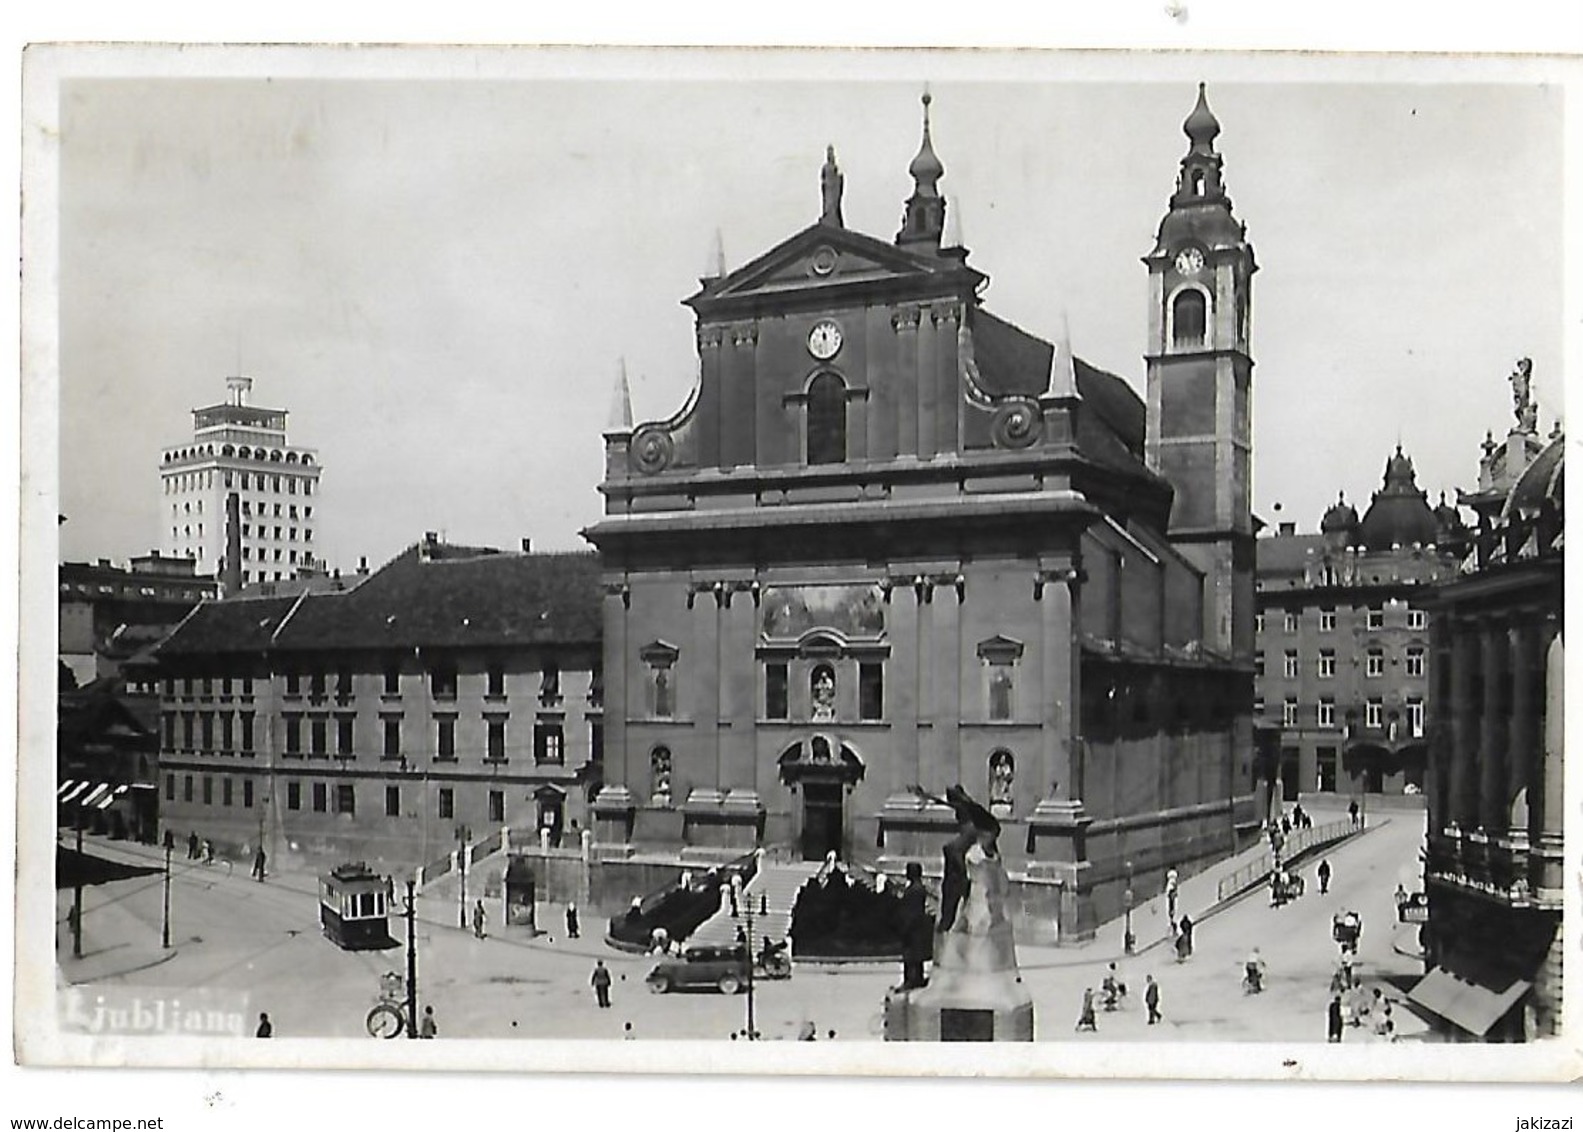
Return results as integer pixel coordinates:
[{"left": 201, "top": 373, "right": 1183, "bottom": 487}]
[
  {"left": 1172, "top": 289, "right": 1206, "bottom": 348},
  {"left": 806, "top": 373, "right": 847, "bottom": 465}
]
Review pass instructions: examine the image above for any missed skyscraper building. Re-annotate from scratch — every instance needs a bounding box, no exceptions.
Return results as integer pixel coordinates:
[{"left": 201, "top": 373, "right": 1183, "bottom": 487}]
[{"left": 158, "top": 376, "right": 322, "bottom": 586}]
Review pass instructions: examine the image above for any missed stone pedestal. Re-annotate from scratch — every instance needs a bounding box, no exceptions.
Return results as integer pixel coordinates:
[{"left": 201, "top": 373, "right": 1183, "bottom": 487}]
[{"left": 884, "top": 853, "right": 1035, "bottom": 1041}]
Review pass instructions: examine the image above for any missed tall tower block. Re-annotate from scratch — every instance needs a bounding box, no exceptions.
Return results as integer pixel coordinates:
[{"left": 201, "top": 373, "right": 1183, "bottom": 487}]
[{"left": 1144, "top": 84, "right": 1257, "bottom": 660}]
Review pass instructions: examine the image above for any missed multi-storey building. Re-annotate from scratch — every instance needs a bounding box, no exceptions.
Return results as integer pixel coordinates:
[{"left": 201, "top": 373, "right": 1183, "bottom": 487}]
[
  {"left": 584, "top": 87, "right": 1261, "bottom": 939},
  {"left": 1253, "top": 450, "right": 1467, "bottom": 804},
  {"left": 1413, "top": 363, "right": 1564, "bottom": 1042},
  {"left": 158, "top": 375, "right": 322, "bottom": 585},
  {"left": 150, "top": 535, "right": 602, "bottom": 873},
  {"left": 59, "top": 552, "right": 219, "bottom": 687}
]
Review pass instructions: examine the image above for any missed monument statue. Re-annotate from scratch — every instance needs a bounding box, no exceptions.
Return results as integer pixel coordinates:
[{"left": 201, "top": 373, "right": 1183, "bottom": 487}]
[
  {"left": 1510, "top": 357, "right": 1537, "bottom": 432},
  {"left": 884, "top": 784, "right": 1035, "bottom": 1041},
  {"left": 819, "top": 145, "right": 844, "bottom": 227}
]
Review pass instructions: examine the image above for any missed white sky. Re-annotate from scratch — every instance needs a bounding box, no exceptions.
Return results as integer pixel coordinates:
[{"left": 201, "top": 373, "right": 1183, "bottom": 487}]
[{"left": 53, "top": 52, "right": 1567, "bottom": 572}]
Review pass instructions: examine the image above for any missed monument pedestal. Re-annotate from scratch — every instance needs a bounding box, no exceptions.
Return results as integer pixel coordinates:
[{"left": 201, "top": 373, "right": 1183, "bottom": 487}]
[{"left": 884, "top": 854, "right": 1035, "bottom": 1041}]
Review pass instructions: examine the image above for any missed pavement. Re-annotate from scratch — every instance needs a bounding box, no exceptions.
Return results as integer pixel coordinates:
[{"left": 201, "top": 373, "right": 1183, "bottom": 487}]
[{"left": 51, "top": 802, "right": 1430, "bottom": 1043}]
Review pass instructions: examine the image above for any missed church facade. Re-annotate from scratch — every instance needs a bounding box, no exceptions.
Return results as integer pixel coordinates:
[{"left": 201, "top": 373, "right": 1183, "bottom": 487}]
[{"left": 584, "top": 88, "right": 1260, "bottom": 937}]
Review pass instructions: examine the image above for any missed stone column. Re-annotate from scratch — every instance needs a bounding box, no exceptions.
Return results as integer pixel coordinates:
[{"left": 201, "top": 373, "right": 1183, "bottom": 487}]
[
  {"left": 931, "top": 572, "right": 964, "bottom": 787},
  {"left": 602, "top": 582, "right": 630, "bottom": 788},
  {"left": 915, "top": 577, "right": 935, "bottom": 784},
  {"left": 689, "top": 582, "right": 721, "bottom": 791},
  {"left": 1447, "top": 619, "right": 1477, "bottom": 828},
  {"left": 1477, "top": 623, "right": 1507, "bottom": 831},
  {"left": 892, "top": 308, "right": 921, "bottom": 457},
  {"left": 1538, "top": 626, "right": 1564, "bottom": 845},
  {"left": 1505, "top": 622, "right": 1534, "bottom": 828},
  {"left": 1038, "top": 564, "right": 1080, "bottom": 803},
  {"left": 886, "top": 581, "right": 920, "bottom": 797},
  {"left": 916, "top": 312, "right": 938, "bottom": 460}
]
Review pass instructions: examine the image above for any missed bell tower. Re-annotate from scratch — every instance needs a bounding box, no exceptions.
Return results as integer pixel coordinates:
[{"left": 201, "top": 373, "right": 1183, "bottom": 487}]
[{"left": 1144, "top": 83, "right": 1257, "bottom": 659}]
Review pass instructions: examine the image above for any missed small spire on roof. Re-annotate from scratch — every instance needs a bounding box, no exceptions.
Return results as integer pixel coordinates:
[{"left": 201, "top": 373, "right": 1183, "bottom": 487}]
[
  {"left": 1045, "top": 311, "right": 1080, "bottom": 400},
  {"left": 709, "top": 228, "right": 726, "bottom": 277},
  {"left": 607, "top": 358, "right": 634, "bottom": 434}
]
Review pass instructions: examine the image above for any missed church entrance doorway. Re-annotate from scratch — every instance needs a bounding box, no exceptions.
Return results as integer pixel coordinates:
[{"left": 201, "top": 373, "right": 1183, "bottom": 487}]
[{"left": 801, "top": 781, "right": 844, "bottom": 861}]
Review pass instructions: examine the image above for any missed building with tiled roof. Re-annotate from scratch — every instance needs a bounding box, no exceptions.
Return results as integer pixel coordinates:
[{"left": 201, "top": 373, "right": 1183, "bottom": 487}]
[
  {"left": 1414, "top": 362, "right": 1564, "bottom": 1042},
  {"left": 150, "top": 534, "right": 604, "bottom": 872},
  {"left": 583, "top": 87, "right": 1263, "bottom": 941},
  {"left": 1253, "top": 448, "right": 1467, "bottom": 808}
]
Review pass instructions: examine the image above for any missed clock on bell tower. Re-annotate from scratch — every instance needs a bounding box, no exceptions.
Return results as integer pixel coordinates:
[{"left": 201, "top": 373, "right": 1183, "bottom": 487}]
[{"left": 1143, "top": 83, "right": 1258, "bottom": 661}]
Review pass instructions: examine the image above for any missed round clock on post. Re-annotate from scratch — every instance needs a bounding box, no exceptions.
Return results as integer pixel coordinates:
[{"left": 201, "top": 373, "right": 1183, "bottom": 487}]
[{"left": 807, "top": 320, "right": 843, "bottom": 360}]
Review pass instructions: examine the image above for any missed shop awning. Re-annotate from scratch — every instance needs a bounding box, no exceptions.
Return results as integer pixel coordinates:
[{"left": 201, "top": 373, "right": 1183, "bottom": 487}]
[{"left": 1408, "top": 964, "right": 1530, "bottom": 1037}]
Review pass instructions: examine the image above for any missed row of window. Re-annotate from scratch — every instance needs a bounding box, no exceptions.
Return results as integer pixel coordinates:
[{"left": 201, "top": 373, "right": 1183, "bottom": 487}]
[
  {"left": 1257, "top": 607, "right": 1427, "bottom": 634},
  {"left": 1261, "top": 697, "right": 1425, "bottom": 734},
  {"left": 165, "top": 665, "right": 586, "bottom": 704},
  {"left": 164, "top": 709, "right": 596, "bottom": 766},
  {"left": 1259, "top": 646, "right": 1426, "bottom": 680},
  {"left": 165, "top": 772, "right": 510, "bottom": 823},
  {"left": 164, "top": 470, "right": 316, "bottom": 496}
]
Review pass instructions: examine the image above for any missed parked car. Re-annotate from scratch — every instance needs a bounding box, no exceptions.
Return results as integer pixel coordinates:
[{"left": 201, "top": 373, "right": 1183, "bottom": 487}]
[{"left": 645, "top": 942, "right": 791, "bottom": 994}]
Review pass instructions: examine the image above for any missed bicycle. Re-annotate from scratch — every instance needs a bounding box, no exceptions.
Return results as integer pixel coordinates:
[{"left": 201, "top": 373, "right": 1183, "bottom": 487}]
[{"left": 366, "top": 971, "right": 408, "bottom": 1039}]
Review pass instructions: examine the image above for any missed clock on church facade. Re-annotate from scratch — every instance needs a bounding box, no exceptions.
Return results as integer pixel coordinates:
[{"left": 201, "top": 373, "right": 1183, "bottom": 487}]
[{"left": 584, "top": 86, "right": 1260, "bottom": 940}]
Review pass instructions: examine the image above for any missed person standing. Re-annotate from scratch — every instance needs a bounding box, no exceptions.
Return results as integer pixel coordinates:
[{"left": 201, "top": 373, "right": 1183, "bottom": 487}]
[
  {"left": 472, "top": 899, "right": 487, "bottom": 940},
  {"left": 251, "top": 846, "right": 267, "bottom": 882},
  {"left": 187, "top": 831, "right": 200, "bottom": 860},
  {"left": 1317, "top": 859, "right": 1332, "bottom": 895},
  {"left": 256, "top": 1012, "right": 273, "bottom": 1038},
  {"left": 1176, "top": 913, "right": 1194, "bottom": 959},
  {"left": 1165, "top": 867, "right": 1180, "bottom": 924},
  {"left": 1327, "top": 995, "right": 1344, "bottom": 1043},
  {"left": 591, "top": 959, "right": 613, "bottom": 1009},
  {"left": 1348, "top": 799, "right": 1360, "bottom": 828},
  {"left": 1144, "top": 974, "right": 1162, "bottom": 1025},
  {"left": 565, "top": 902, "right": 581, "bottom": 939},
  {"left": 898, "top": 862, "right": 931, "bottom": 990},
  {"left": 419, "top": 1006, "right": 438, "bottom": 1038},
  {"left": 1075, "top": 987, "right": 1098, "bottom": 1032}
]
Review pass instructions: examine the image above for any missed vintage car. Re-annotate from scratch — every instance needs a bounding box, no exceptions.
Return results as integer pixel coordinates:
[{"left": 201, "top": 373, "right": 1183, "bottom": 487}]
[{"left": 645, "top": 942, "right": 790, "bottom": 994}]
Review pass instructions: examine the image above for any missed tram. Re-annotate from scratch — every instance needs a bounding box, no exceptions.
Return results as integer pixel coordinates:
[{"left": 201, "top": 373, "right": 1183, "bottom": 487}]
[{"left": 319, "top": 862, "right": 396, "bottom": 950}]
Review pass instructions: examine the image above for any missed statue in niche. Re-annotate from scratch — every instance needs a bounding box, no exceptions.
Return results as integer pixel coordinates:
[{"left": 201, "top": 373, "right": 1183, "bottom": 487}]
[
  {"left": 651, "top": 747, "right": 673, "bottom": 805},
  {"left": 811, "top": 665, "right": 837, "bottom": 722},
  {"left": 988, "top": 751, "right": 1015, "bottom": 816}
]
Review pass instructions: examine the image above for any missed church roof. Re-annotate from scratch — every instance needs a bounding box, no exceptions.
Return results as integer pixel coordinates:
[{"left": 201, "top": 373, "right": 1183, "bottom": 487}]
[{"left": 1357, "top": 447, "right": 1440, "bottom": 551}]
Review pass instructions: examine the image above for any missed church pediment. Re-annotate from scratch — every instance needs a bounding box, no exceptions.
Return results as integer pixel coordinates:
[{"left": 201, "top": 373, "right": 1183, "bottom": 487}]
[{"left": 687, "top": 224, "right": 979, "bottom": 313}]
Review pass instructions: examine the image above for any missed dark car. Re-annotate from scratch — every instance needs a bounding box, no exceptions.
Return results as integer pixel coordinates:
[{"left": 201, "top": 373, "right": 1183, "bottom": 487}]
[{"left": 646, "top": 944, "right": 752, "bottom": 995}]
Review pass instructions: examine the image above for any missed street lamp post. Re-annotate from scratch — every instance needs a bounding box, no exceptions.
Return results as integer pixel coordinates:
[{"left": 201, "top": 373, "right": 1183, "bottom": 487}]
[
  {"left": 1123, "top": 859, "right": 1135, "bottom": 956},
  {"left": 457, "top": 824, "right": 469, "bottom": 931},
  {"left": 743, "top": 891, "right": 757, "bottom": 1041},
  {"left": 71, "top": 804, "right": 84, "bottom": 959},
  {"left": 161, "top": 842, "right": 172, "bottom": 950},
  {"left": 403, "top": 879, "right": 419, "bottom": 1039}
]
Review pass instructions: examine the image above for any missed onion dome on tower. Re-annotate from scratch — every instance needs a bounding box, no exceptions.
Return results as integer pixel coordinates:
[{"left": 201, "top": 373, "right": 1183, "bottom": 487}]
[
  {"left": 1150, "top": 83, "right": 1246, "bottom": 256},
  {"left": 1320, "top": 492, "right": 1360, "bottom": 549},
  {"left": 1357, "top": 446, "right": 1440, "bottom": 551},
  {"left": 896, "top": 91, "right": 947, "bottom": 253}
]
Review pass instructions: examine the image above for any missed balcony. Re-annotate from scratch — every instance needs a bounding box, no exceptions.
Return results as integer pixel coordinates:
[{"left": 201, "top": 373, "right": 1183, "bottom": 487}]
[{"left": 1426, "top": 825, "right": 1561, "bottom": 911}]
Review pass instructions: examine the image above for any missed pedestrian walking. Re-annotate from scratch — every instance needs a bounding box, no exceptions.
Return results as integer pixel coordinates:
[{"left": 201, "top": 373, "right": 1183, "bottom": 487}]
[
  {"left": 1394, "top": 883, "right": 1408, "bottom": 907},
  {"left": 1348, "top": 799, "right": 1360, "bottom": 828},
  {"left": 251, "top": 846, "right": 267, "bottom": 881},
  {"left": 1327, "top": 995, "right": 1344, "bottom": 1043},
  {"left": 1144, "top": 974, "right": 1162, "bottom": 1025},
  {"left": 1292, "top": 801, "right": 1306, "bottom": 829},
  {"left": 1280, "top": 813, "right": 1291, "bottom": 837},
  {"left": 472, "top": 899, "right": 487, "bottom": 939},
  {"left": 591, "top": 959, "right": 613, "bottom": 1008},
  {"left": 202, "top": 839, "right": 214, "bottom": 865},
  {"left": 1317, "top": 859, "right": 1331, "bottom": 895},
  {"left": 565, "top": 902, "right": 581, "bottom": 939},
  {"left": 1075, "top": 987, "right": 1098, "bottom": 1032},
  {"left": 419, "top": 1006, "right": 438, "bottom": 1038},
  {"left": 162, "top": 829, "right": 175, "bottom": 852},
  {"left": 187, "top": 831, "right": 200, "bottom": 860},
  {"left": 899, "top": 862, "right": 931, "bottom": 990},
  {"left": 256, "top": 1012, "right": 273, "bottom": 1038},
  {"left": 623, "top": 1022, "right": 635, "bottom": 1041},
  {"left": 1176, "top": 913, "right": 1194, "bottom": 959},
  {"left": 1165, "top": 867, "right": 1179, "bottom": 923}
]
